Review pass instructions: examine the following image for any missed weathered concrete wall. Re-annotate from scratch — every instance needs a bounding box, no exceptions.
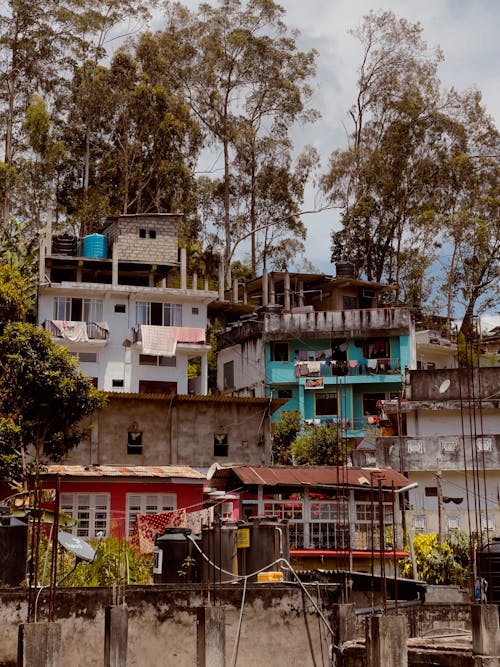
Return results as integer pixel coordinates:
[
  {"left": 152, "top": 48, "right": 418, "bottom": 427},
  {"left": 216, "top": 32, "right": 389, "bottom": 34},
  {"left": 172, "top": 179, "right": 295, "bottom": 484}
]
[
  {"left": 104, "top": 214, "right": 180, "bottom": 265},
  {"left": 406, "top": 368, "right": 499, "bottom": 402},
  {"left": 66, "top": 395, "right": 274, "bottom": 467},
  {"left": 0, "top": 586, "right": 336, "bottom": 667},
  {"left": 0, "top": 587, "right": 479, "bottom": 667}
]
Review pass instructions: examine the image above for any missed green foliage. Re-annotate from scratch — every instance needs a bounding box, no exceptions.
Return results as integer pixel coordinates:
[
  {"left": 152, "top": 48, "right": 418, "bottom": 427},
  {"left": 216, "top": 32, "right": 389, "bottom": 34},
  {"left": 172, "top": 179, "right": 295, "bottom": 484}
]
[
  {"left": 0, "top": 322, "right": 105, "bottom": 483},
  {"left": 291, "top": 423, "right": 353, "bottom": 466},
  {"left": 36, "top": 535, "right": 153, "bottom": 587},
  {"left": 399, "top": 531, "right": 474, "bottom": 587},
  {"left": 0, "top": 264, "right": 32, "bottom": 324},
  {"left": 272, "top": 409, "right": 303, "bottom": 464}
]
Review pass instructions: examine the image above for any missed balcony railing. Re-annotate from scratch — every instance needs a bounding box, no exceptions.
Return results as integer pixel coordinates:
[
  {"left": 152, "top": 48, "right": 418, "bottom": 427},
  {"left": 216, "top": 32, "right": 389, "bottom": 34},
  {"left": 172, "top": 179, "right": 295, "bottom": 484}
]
[
  {"left": 43, "top": 320, "right": 109, "bottom": 341},
  {"left": 263, "top": 499, "right": 398, "bottom": 550}
]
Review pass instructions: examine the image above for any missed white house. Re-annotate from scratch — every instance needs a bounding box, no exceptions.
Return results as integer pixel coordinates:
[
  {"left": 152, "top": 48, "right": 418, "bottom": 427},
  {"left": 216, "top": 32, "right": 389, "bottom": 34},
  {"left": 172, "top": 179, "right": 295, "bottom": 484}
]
[{"left": 37, "top": 214, "right": 219, "bottom": 395}]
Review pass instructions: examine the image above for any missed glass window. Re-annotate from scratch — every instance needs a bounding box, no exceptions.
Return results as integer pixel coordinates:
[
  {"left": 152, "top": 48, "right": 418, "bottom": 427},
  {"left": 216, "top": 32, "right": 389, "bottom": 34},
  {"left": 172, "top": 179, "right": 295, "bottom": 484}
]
[
  {"left": 53, "top": 296, "right": 71, "bottom": 320},
  {"left": 126, "top": 494, "right": 176, "bottom": 538},
  {"left": 315, "top": 392, "right": 338, "bottom": 416},
  {"left": 362, "top": 393, "right": 386, "bottom": 416},
  {"left": 163, "top": 303, "right": 182, "bottom": 326},
  {"left": 82, "top": 298, "right": 103, "bottom": 322},
  {"left": 136, "top": 302, "right": 182, "bottom": 326},
  {"left": 136, "top": 301, "right": 151, "bottom": 325},
  {"left": 60, "top": 493, "right": 110, "bottom": 538},
  {"left": 214, "top": 434, "right": 229, "bottom": 457}
]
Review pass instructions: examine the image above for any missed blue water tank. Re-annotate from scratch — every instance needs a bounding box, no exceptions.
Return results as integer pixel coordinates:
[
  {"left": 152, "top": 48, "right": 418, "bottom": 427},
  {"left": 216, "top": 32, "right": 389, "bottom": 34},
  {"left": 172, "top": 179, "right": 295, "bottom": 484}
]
[{"left": 82, "top": 233, "right": 108, "bottom": 259}]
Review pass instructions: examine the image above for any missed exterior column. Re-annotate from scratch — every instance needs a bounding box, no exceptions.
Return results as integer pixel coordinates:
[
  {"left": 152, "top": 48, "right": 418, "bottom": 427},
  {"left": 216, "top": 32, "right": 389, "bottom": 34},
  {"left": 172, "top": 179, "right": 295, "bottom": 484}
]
[
  {"left": 472, "top": 605, "right": 500, "bottom": 659},
  {"left": 180, "top": 247, "right": 187, "bottom": 290},
  {"left": 284, "top": 273, "right": 291, "bottom": 311},
  {"left": 366, "top": 614, "right": 407, "bottom": 667},
  {"left": 218, "top": 262, "right": 225, "bottom": 301},
  {"left": 112, "top": 243, "right": 118, "bottom": 286},
  {"left": 262, "top": 269, "right": 268, "bottom": 306},
  {"left": 200, "top": 351, "right": 208, "bottom": 396},
  {"left": 196, "top": 606, "right": 226, "bottom": 667},
  {"left": 18, "top": 622, "right": 61, "bottom": 667},
  {"left": 104, "top": 605, "right": 128, "bottom": 667},
  {"left": 269, "top": 275, "right": 275, "bottom": 304}
]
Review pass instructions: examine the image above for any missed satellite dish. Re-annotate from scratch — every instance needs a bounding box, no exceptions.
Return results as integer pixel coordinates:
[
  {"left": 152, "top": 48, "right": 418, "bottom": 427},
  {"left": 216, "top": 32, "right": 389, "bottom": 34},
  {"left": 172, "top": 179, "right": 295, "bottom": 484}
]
[
  {"left": 438, "top": 379, "right": 451, "bottom": 394},
  {"left": 58, "top": 531, "right": 96, "bottom": 563},
  {"left": 206, "top": 462, "right": 221, "bottom": 481}
]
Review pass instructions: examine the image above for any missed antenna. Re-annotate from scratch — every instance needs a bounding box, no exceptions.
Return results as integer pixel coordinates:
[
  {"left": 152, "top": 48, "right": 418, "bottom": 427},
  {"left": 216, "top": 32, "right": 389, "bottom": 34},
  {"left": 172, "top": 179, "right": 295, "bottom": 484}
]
[{"left": 57, "top": 531, "right": 103, "bottom": 585}]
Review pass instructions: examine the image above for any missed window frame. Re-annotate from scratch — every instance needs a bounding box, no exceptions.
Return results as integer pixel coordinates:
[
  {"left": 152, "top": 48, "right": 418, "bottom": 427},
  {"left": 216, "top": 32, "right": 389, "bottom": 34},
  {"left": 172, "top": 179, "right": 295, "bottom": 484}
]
[
  {"left": 315, "top": 391, "right": 338, "bottom": 416},
  {"left": 60, "top": 492, "right": 110, "bottom": 539},
  {"left": 126, "top": 493, "right": 177, "bottom": 538}
]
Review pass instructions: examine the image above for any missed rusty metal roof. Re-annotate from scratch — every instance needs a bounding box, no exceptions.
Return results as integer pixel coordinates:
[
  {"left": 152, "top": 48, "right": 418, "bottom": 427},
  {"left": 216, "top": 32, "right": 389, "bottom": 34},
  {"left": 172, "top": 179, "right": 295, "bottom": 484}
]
[
  {"left": 43, "top": 465, "right": 205, "bottom": 480},
  {"left": 105, "top": 392, "right": 286, "bottom": 412},
  {"left": 209, "top": 465, "right": 409, "bottom": 491}
]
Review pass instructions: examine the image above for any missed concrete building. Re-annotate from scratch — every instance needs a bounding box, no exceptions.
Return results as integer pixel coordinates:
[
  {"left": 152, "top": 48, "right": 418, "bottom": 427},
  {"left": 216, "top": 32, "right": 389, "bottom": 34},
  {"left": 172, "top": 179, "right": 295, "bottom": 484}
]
[
  {"left": 64, "top": 393, "right": 284, "bottom": 468},
  {"left": 367, "top": 367, "right": 500, "bottom": 539},
  {"left": 214, "top": 268, "right": 415, "bottom": 442},
  {"left": 37, "top": 214, "right": 218, "bottom": 395}
]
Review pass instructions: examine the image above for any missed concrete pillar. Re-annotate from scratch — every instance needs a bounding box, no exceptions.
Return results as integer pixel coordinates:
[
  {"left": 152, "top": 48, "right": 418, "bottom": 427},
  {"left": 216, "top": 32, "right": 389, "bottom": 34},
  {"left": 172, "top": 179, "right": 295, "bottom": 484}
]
[
  {"left": 269, "top": 275, "right": 275, "bottom": 304},
  {"left": 233, "top": 278, "right": 238, "bottom": 303},
  {"left": 180, "top": 247, "right": 187, "bottom": 290},
  {"left": 196, "top": 606, "right": 225, "bottom": 667},
  {"left": 262, "top": 269, "right": 268, "bottom": 306},
  {"left": 18, "top": 622, "right": 61, "bottom": 667},
  {"left": 200, "top": 352, "right": 208, "bottom": 396},
  {"left": 104, "top": 605, "right": 128, "bottom": 667},
  {"left": 331, "top": 604, "right": 357, "bottom": 646},
  {"left": 112, "top": 243, "right": 118, "bottom": 286},
  {"left": 284, "top": 273, "right": 291, "bottom": 311},
  {"left": 472, "top": 605, "right": 500, "bottom": 658},
  {"left": 193, "top": 271, "right": 198, "bottom": 292},
  {"left": 298, "top": 280, "right": 304, "bottom": 307},
  {"left": 365, "top": 614, "right": 407, "bottom": 667}
]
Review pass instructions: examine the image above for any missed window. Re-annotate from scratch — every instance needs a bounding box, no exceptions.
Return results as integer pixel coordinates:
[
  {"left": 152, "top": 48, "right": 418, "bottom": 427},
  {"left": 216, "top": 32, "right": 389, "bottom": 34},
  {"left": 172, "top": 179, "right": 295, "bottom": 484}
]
[
  {"left": 127, "top": 430, "right": 142, "bottom": 455},
  {"left": 447, "top": 516, "right": 461, "bottom": 531},
  {"left": 342, "top": 296, "right": 357, "bottom": 310},
  {"left": 60, "top": 493, "right": 110, "bottom": 538},
  {"left": 214, "top": 434, "right": 229, "bottom": 457},
  {"left": 481, "top": 515, "right": 496, "bottom": 532},
  {"left": 112, "top": 379, "right": 124, "bottom": 388},
  {"left": 139, "top": 354, "right": 176, "bottom": 367},
  {"left": 126, "top": 493, "right": 177, "bottom": 538},
  {"left": 114, "top": 304, "right": 126, "bottom": 313},
  {"left": 53, "top": 297, "right": 103, "bottom": 322},
  {"left": 362, "top": 393, "right": 386, "bottom": 416},
  {"left": 149, "top": 230, "right": 156, "bottom": 239},
  {"left": 425, "top": 487, "right": 438, "bottom": 497},
  {"left": 315, "top": 392, "right": 338, "bottom": 416},
  {"left": 139, "top": 229, "right": 146, "bottom": 238},
  {"left": 192, "top": 307, "right": 199, "bottom": 315},
  {"left": 223, "top": 360, "right": 234, "bottom": 390},
  {"left": 413, "top": 516, "right": 426, "bottom": 532},
  {"left": 362, "top": 338, "right": 390, "bottom": 359},
  {"left": 136, "top": 301, "right": 182, "bottom": 326},
  {"left": 270, "top": 342, "right": 289, "bottom": 362}
]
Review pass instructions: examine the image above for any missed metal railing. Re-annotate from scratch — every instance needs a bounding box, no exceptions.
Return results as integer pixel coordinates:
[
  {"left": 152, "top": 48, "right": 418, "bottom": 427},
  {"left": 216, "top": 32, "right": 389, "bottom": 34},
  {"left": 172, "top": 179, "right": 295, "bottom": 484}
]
[{"left": 43, "top": 320, "right": 109, "bottom": 341}]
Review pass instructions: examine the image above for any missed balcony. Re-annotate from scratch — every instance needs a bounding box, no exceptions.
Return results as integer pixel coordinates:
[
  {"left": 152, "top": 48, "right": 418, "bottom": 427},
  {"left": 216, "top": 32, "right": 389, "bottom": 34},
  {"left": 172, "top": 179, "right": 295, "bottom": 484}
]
[
  {"left": 43, "top": 320, "right": 109, "bottom": 345},
  {"left": 263, "top": 307, "right": 411, "bottom": 341},
  {"left": 267, "top": 357, "right": 403, "bottom": 384}
]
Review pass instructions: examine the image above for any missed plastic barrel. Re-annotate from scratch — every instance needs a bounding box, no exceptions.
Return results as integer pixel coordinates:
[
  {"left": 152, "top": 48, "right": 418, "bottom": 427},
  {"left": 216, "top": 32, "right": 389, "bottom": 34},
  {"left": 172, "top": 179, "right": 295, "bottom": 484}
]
[
  {"left": 153, "top": 528, "right": 200, "bottom": 583},
  {"left": 82, "top": 234, "right": 108, "bottom": 259},
  {"left": 476, "top": 539, "right": 500, "bottom": 603},
  {"left": 335, "top": 262, "right": 355, "bottom": 278}
]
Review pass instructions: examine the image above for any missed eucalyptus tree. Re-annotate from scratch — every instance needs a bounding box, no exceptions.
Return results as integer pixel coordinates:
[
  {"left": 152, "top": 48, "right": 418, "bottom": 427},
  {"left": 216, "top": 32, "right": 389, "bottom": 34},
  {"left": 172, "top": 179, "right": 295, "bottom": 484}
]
[{"left": 158, "top": 0, "right": 318, "bottom": 281}]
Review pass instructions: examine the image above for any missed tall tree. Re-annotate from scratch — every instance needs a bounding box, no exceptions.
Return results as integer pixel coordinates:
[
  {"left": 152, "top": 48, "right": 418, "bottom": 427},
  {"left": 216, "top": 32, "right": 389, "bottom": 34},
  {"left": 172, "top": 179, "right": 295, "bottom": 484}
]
[{"left": 159, "top": 0, "right": 318, "bottom": 281}]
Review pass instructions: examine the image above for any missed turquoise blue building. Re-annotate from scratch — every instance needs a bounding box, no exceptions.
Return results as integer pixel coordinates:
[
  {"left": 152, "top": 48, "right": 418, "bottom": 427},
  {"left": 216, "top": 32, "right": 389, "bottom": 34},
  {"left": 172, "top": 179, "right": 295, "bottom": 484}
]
[{"left": 216, "top": 271, "right": 414, "bottom": 442}]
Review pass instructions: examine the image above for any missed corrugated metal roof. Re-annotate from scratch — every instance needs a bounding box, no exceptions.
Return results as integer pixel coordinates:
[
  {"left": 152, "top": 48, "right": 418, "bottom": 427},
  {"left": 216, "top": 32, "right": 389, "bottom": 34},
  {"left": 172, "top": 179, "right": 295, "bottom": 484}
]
[
  {"left": 105, "top": 392, "right": 286, "bottom": 410},
  {"left": 210, "top": 465, "right": 409, "bottom": 490},
  {"left": 43, "top": 465, "right": 205, "bottom": 480}
]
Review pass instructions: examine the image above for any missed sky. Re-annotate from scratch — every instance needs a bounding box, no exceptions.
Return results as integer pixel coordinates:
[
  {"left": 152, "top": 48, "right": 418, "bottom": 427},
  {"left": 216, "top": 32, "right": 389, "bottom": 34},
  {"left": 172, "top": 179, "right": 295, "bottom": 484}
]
[{"left": 152, "top": 1, "right": 499, "bottom": 277}]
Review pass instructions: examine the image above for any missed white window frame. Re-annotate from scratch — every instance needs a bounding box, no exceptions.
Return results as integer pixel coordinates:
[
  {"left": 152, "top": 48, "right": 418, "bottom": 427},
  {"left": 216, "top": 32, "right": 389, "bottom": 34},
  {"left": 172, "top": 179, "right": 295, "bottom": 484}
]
[
  {"left": 446, "top": 516, "right": 461, "bottom": 531},
  {"left": 481, "top": 515, "right": 496, "bottom": 532},
  {"left": 54, "top": 296, "right": 71, "bottom": 320},
  {"left": 60, "top": 492, "right": 110, "bottom": 538},
  {"left": 83, "top": 298, "right": 103, "bottom": 322},
  {"left": 53, "top": 297, "right": 103, "bottom": 322},
  {"left": 413, "top": 515, "right": 426, "bottom": 532},
  {"left": 126, "top": 493, "right": 177, "bottom": 538},
  {"left": 135, "top": 302, "right": 182, "bottom": 327}
]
